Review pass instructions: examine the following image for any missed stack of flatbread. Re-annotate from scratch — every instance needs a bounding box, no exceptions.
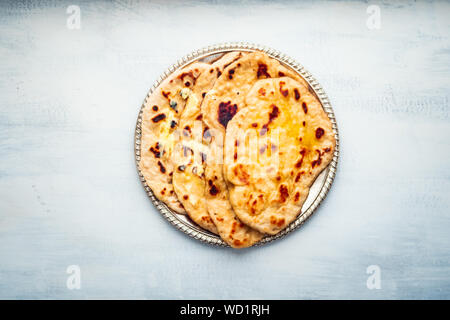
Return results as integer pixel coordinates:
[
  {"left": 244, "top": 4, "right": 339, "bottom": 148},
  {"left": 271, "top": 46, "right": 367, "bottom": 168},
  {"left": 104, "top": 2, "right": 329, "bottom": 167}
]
[{"left": 139, "top": 51, "right": 335, "bottom": 248}]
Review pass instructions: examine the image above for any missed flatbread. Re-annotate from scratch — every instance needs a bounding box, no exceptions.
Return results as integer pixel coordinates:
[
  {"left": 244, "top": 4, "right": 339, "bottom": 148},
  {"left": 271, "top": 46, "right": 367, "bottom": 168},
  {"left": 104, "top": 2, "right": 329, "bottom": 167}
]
[
  {"left": 140, "top": 50, "right": 334, "bottom": 245},
  {"left": 140, "top": 62, "right": 210, "bottom": 213},
  {"left": 224, "top": 77, "right": 335, "bottom": 235},
  {"left": 171, "top": 52, "right": 244, "bottom": 234},
  {"left": 201, "top": 52, "right": 307, "bottom": 244}
]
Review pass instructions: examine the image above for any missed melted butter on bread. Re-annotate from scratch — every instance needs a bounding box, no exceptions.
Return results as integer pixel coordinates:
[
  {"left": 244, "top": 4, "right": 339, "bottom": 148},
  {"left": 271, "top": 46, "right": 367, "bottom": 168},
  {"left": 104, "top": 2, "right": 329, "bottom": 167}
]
[{"left": 224, "top": 77, "right": 335, "bottom": 235}]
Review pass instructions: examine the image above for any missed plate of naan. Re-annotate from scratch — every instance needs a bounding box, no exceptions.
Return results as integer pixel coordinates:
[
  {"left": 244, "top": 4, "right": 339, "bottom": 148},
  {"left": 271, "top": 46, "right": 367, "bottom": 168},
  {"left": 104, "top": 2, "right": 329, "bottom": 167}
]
[{"left": 135, "top": 43, "right": 339, "bottom": 248}]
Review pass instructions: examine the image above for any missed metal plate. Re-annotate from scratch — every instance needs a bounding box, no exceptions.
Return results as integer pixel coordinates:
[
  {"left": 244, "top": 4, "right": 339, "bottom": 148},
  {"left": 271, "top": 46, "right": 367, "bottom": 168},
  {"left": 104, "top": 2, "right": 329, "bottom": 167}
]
[{"left": 134, "top": 42, "right": 339, "bottom": 247}]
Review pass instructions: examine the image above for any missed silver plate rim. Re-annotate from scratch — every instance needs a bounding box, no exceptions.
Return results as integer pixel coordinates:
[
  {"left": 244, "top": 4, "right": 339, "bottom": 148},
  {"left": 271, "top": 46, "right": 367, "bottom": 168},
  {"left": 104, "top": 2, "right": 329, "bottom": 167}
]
[{"left": 134, "top": 42, "right": 340, "bottom": 248}]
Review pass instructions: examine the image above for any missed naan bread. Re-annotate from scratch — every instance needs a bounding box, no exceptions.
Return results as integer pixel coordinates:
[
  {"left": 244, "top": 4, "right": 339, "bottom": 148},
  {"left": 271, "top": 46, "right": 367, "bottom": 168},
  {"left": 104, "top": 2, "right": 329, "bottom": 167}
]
[
  {"left": 140, "top": 62, "right": 210, "bottom": 213},
  {"left": 171, "top": 52, "right": 244, "bottom": 234},
  {"left": 140, "top": 50, "right": 333, "bottom": 245},
  {"left": 201, "top": 52, "right": 307, "bottom": 245},
  {"left": 224, "top": 77, "right": 335, "bottom": 235}
]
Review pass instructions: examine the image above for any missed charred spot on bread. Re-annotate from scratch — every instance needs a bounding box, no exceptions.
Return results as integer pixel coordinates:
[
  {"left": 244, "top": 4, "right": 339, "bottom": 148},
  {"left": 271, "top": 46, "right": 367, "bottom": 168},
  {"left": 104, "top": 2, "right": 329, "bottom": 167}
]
[
  {"left": 208, "top": 180, "right": 219, "bottom": 195},
  {"left": 178, "top": 165, "right": 186, "bottom": 172},
  {"left": 230, "top": 221, "right": 237, "bottom": 234},
  {"left": 279, "top": 184, "right": 289, "bottom": 203},
  {"left": 228, "top": 68, "right": 235, "bottom": 80},
  {"left": 295, "top": 149, "right": 306, "bottom": 168},
  {"left": 178, "top": 71, "right": 194, "bottom": 83},
  {"left": 295, "top": 171, "right": 304, "bottom": 183},
  {"left": 201, "top": 215, "right": 212, "bottom": 223},
  {"left": 311, "top": 149, "right": 323, "bottom": 168},
  {"left": 170, "top": 120, "right": 177, "bottom": 128},
  {"left": 149, "top": 142, "right": 161, "bottom": 158},
  {"left": 315, "top": 127, "right": 325, "bottom": 139},
  {"left": 247, "top": 193, "right": 265, "bottom": 216},
  {"left": 270, "top": 215, "right": 285, "bottom": 227},
  {"left": 267, "top": 105, "right": 280, "bottom": 123},
  {"left": 152, "top": 105, "right": 158, "bottom": 111},
  {"left": 152, "top": 113, "right": 166, "bottom": 123},
  {"left": 302, "top": 102, "right": 308, "bottom": 114},
  {"left": 157, "top": 161, "right": 166, "bottom": 173},
  {"left": 183, "top": 195, "right": 189, "bottom": 200},
  {"left": 278, "top": 71, "right": 285, "bottom": 77},
  {"left": 257, "top": 63, "right": 270, "bottom": 78},
  {"left": 162, "top": 91, "right": 170, "bottom": 99},
  {"left": 260, "top": 104, "right": 279, "bottom": 135},
  {"left": 279, "top": 81, "right": 288, "bottom": 97},
  {"left": 294, "top": 88, "right": 300, "bottom": 100},
  {"left": 218, "top": 101, "right": 237, "bottom": 128},
  {"left": 258, "top": 88, "right": 266, "bottom": 96}
]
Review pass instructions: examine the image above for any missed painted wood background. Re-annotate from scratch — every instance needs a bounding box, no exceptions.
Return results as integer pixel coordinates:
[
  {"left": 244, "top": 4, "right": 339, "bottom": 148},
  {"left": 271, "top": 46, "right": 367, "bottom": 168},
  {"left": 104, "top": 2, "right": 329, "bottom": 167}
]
[{"left": 0, "top": 0, "right": 449, "bottom": 299}]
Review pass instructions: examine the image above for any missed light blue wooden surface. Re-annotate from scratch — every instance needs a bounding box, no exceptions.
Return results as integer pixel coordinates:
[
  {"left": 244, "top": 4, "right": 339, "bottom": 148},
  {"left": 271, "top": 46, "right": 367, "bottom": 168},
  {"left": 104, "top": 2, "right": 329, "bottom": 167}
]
[{"left": 0, "top": 0, "right": 449, "bottom": 299}]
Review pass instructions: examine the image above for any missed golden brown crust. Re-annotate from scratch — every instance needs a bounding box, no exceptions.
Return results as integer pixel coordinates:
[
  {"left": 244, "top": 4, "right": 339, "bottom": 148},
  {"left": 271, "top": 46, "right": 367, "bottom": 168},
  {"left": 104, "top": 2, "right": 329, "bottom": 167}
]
[
  {"left": 224, "top": 77, "right": 335, "bottom": 235},
  {"left": 139, "top": 62, "right": 210, "bottom": 214},
  {"left": 171, "top": 52, "right": 244, "bottom": 234},
  {"left": 201, "top": 52, "right": 309, "bottom": 245},
  {"left": 140, "top": 50, "right": 334, "bottom": 246}
]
